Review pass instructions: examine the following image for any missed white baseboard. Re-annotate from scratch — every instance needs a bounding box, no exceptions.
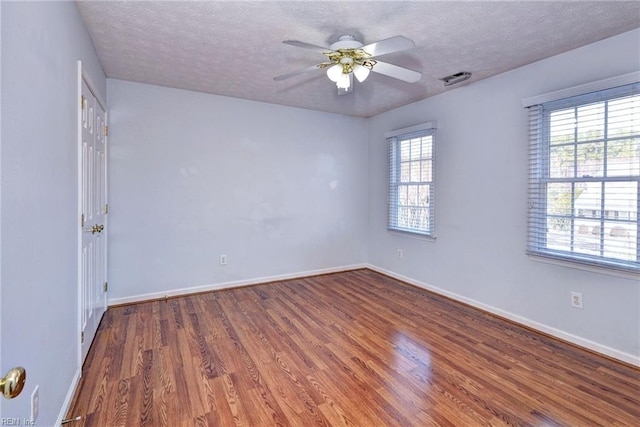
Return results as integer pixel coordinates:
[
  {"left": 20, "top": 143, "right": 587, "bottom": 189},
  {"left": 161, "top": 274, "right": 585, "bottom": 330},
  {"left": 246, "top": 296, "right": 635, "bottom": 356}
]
[
  {"left": 108, "top": 263, "right": 367, "bottom": 306},
  {"left": 366, "top": 264, "right": 640, "bottom": 367},
  {"left": 56, "top": 368, "right": 81, "bottom": 426}
]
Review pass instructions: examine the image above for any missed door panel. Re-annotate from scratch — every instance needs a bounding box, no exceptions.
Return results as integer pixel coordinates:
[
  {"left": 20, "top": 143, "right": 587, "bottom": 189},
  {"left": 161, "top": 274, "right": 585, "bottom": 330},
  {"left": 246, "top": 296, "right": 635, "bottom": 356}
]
[{"left": 80, "top": 79, "right": 107, "bottom": 363}]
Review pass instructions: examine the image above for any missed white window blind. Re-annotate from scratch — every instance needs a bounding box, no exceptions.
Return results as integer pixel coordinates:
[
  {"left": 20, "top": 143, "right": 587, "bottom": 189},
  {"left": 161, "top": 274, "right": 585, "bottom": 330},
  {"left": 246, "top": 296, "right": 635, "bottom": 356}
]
[
  {"left": 387, "top": 124, "right": 436, "bottom": 236},
  {"left": 527, "top": 82, "right": 640, "bottom": 272}
]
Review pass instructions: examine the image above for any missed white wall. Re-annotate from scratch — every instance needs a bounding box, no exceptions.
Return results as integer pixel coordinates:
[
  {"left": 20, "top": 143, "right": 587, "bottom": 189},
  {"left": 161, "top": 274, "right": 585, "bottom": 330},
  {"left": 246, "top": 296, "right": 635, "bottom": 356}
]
[
  {"left": 1, "top": 1, "right": 106, "bottom": 423},
  {"left": 107, "top": 80, "right": 368, "bottom": 303},
  {"left": 367, "top": 29, "right": 640, "bottom": 364}
]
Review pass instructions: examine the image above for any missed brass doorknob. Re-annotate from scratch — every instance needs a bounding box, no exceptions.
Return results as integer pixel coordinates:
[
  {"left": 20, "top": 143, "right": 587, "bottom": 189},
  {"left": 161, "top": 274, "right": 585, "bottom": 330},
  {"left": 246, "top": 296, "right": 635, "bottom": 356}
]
[
  {"left": 90, "top": 224, "right": 104, "bottom": 234},
  {"left": 83, "top": 224, "right": 105, "bottom": 234},
  {"left": 1, "top": 367, "right": 26, "bottom": 399}
]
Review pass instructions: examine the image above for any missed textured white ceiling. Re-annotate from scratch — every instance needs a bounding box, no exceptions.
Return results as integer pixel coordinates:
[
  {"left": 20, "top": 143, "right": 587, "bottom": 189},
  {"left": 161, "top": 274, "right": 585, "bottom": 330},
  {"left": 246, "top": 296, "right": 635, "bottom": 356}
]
[{"left": 76, "top": 1, "right": 640, "bottom": 117}]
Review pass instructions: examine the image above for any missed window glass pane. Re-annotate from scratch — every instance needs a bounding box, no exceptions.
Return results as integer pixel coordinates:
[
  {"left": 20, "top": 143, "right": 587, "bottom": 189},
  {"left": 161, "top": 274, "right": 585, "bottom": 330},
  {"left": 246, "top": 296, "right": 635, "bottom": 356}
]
[
  {"left": 410, "top": 160, "right": 421, "bottom": 182},
  {"left": 608, "top": 95, "right": 640, "bottom": 138},
  {"left": 605, "top": 181, "right": 637, "bottom": 221},
  {"left": 421, "top": 137, "right": 432, "bottom": 158},
  {"left": 573, "top": 219, "right": 601, "bottom": 256},
  {"left": 577, "top": 102, "right": 605, "bottom": 142},
  {"left": 406, "top": 207, "right": 429, "bottom": 230},
  {"left": 407, "top": 184, "right": 419, "bottom": 205},
  {"left": 400, "top": 162, "right": 410, "bottom": 182},
  {"left": 410, "top": 139, "right": 421, "bottom": 161},
  {"left": 550, "top": 145, "right": 575, "bottom": 178},
  {"left": 400, "top": 141, "right": 410, "bottom": 161},
  {"left": 550, "top": 108, "right": 576, "bottom": 145},
  {"left": 399, "top": 185, "right": 408, "bottom": 205},
  {"left": 419, "top": 184, "right": 430, "bottom": 206},
  {"left": 546, "top": 216, "right": 571, "bottom": 252},
  {"left": 547, "top": 183, "right": 574, "bottom": 216},
  {"left": 604, "top": 221, "right": 637, "bottom": 261},
  {"left": 607, "top": 138, "right": 640, "bottom": 177},
  {"left": 574, "top": 182, "right": 602, "bottom": 218},
  {"left": 421, "top": 161, "right": 432, "bottom": 182},
  {"left": 576, "top": 142, "right": 604, "bottom": 177},
  {"left": 398, "top": 207, "right": 410, "bottom": 227}
]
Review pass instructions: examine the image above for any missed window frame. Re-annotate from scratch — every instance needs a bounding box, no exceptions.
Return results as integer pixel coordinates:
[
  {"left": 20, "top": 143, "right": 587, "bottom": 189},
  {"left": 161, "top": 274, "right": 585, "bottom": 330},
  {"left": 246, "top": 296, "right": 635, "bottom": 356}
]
[
  {"left": 526, "top": 81, "right": 640, "bottom": 273},
  {"left": 386, "top": 122, "right": 437, "bottom": 238}
]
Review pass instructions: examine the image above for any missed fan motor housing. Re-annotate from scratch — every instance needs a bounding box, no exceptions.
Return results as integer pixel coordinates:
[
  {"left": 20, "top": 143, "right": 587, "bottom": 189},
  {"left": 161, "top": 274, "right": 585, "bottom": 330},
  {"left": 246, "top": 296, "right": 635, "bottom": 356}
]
[{"left": 329, "top": 35, "right": 363, "bottom": 51}]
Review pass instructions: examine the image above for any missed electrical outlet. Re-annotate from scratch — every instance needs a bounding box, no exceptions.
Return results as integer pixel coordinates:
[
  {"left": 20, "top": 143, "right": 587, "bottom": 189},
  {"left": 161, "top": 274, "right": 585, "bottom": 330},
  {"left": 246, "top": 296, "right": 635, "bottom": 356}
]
[
  {"left": 219, "top": 254, "right": 227, "bottom": 266},
  {"left": 571, "top": 292, "right": 583, "bottom": 309},
  {"left": 397, "top": 249, "right": 403, "bottom": 259},
  {"left": 31, "top": 385, "right": 39, "bottom": 423}
]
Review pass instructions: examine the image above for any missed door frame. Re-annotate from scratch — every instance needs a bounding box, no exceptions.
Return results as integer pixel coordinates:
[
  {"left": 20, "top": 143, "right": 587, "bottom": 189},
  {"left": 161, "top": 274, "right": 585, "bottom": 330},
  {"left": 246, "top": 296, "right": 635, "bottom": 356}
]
[{"left": 76, "top": 60, "right": 109, "bottom": 369}]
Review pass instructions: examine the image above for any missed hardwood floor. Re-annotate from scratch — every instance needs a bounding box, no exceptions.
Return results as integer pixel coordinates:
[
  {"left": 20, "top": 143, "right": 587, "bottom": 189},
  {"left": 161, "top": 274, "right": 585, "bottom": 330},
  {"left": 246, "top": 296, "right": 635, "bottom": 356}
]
[{"left": 66, "top": 269, "right": 639, "bottom": 426}]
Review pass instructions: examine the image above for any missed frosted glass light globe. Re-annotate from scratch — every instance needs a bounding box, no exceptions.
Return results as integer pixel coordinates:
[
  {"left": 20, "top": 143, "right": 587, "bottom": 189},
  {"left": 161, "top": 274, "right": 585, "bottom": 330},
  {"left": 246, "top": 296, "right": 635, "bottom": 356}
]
[
  {"left": 353, "top": 64, "right": 371, "bottom": 83},
  {"left": 326, "top": 64, "right": 343, "bottom": 82}
]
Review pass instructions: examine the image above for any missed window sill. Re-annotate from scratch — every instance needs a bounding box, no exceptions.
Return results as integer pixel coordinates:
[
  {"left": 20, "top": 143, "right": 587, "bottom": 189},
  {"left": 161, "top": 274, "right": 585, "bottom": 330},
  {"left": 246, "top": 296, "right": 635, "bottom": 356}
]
[
  {"left": 527, "top": 252, "right": 640, "bottom": 280},
  {"left": 388, "top": 228, "right": 437, "bottom": 242}
]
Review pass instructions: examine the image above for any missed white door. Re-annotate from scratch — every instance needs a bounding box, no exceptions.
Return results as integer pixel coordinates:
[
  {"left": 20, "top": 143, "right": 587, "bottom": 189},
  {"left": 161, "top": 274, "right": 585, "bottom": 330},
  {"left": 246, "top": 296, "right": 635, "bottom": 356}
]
[{"left": 80, "top": 78, "right": 108, "bottom": 363}]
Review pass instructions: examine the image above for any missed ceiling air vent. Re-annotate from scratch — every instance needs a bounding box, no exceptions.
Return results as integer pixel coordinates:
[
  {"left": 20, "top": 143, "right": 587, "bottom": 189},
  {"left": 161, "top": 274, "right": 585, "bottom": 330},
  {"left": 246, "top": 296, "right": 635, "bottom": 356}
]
[{"left": 440, "top": 71, "right": 471, "bottom": 87}]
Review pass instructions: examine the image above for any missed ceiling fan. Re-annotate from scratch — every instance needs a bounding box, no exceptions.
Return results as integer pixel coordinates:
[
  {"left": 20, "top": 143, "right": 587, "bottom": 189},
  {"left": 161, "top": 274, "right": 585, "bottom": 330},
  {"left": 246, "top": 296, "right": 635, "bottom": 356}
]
[{"left": 274, "top": 35, "right": 422, "bottom": 95}]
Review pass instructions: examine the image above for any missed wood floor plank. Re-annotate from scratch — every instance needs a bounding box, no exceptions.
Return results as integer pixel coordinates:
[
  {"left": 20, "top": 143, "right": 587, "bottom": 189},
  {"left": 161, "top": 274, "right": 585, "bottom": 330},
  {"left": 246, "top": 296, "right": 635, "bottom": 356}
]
[{"left": 67, "top": 269, "right": 640, "bottom": 426}]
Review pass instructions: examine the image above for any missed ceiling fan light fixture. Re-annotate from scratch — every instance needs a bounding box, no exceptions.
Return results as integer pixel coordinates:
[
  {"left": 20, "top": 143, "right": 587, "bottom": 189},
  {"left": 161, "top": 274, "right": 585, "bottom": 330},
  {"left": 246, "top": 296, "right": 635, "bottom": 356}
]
[
  {"left": 276, "top": 34, "right": 421, "bottom": 95},
  {"left": 336, "top": 73, "right": 351, "bottom": 89},
  {"left": 353, "top": 63, "right": 371, "bottom": 82},
  {"left": 326, "top": 64, "right": 343, "bottom": 82}
]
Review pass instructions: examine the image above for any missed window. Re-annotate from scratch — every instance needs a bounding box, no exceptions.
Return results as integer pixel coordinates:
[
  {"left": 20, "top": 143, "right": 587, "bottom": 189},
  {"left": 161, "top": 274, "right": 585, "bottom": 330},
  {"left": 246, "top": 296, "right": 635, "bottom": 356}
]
[
  {"left": 527, "top": 82, "right": 640, "bottom": 272},
  {"left": 387, "top": 122, "right": 436, "bottom": 236}
]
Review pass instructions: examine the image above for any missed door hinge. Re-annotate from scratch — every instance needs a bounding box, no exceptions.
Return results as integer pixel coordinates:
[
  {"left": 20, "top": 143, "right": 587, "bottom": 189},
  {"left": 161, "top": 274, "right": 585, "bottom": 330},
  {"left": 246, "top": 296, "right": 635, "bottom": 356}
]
[
  {"left": 81, "top": 332, "right": 85, "bottom": 344},
  {"left": 104, "top": 282, "right": 108, "bottom": 293},
  {"left": 104, "top": 204, "right": 109, "bottom": 214},
  {"left": 103, "top": 125, "right": 108, "bottom": 136},
  {"left": 81, "top": 95, "right": 86, "bottom": 110},
  {"left": 81, "top": 213, "right": 86, "bottom": 227}
]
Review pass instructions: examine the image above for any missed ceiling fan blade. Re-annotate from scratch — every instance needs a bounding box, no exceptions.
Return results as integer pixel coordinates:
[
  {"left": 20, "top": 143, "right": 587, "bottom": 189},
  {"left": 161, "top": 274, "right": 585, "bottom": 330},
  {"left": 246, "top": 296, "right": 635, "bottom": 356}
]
[
  {"left": 371, "top": 61, "right": 422, "bottom": 83},
  {"left": 282, "top": 40, "right": 332, "bottom": 54},
  {"left": 361, "top": 36, "right": 415, "bottom": 57},
  {"left": 274, "top": 64, "right": 323, "bottom": 81}
]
